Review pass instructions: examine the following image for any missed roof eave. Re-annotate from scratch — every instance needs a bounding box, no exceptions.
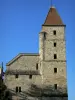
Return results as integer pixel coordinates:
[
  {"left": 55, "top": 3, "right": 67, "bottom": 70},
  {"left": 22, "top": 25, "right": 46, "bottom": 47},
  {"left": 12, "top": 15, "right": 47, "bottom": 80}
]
[
  {"left": 6, "top": 53, "right": 39, "bottom": 66},
  {"left": 42, "top": 24, "right": 66, "bottom": 27}
]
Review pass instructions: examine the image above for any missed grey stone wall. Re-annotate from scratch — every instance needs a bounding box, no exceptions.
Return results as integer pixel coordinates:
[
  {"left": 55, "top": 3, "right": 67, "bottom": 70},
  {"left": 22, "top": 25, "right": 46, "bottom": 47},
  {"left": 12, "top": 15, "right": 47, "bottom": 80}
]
[
  {"left": 39, "top": 25, "right": 67, "bottom": 95},
  {"left": 6, "top": 55, "right": 39, "bottom": 71},
  {"left": 39, "top": 32, "right": 44, "bottom": 61},
  {"left": 41, "top": 26, "right": 66, "bottom": 61},
  {"left": 42, "top": 26, "right": 65, "bottom": 40},
  {"left": 5, "top": 75, "right": 41, "bottom": 91},
  {"left": 41, "top": 62, "right": 67, "bottom": 87},
  {"left": 44, "top": 40, "right": 66, "bottom": 60},
  {"left": 5, "top": 24, "right": 68, "bottom": 100}
]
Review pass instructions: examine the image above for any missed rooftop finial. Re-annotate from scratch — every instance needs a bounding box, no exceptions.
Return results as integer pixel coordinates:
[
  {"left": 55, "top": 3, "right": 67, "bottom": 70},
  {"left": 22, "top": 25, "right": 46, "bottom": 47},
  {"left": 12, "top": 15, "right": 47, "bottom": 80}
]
[
  {"left": 51, "top": 0, "right": 52, "bottom": 8},
  {"left": 50, "top": 0, "right": 55, "bottom": 9}
]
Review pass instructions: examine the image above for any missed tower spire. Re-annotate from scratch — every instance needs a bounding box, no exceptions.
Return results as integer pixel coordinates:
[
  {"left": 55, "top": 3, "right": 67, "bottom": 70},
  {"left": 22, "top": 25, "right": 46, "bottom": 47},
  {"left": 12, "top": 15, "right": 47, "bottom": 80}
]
[
  {"left": 43, "top": 6, "right": 64, "bottom": 25},
  {"left": 51, "top": 0, "right": 52, "bottom": 7}
]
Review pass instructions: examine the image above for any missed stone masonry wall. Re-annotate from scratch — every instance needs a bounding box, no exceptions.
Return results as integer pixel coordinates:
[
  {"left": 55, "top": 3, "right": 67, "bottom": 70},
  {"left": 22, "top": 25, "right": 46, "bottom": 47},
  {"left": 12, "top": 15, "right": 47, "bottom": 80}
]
[
  {"left": 5, "top": 25, "right": 68, "bottom": 100},
  {"left": 5, "top": 55, "right": 42, "bottom": 99},
  {"left": 40, "top": 26, "right": 67, "bottom": 95},
  {"left": 42, "top": 26, "right": 66, "bottom": 61},
  {"left": 5, "top": 74, "right": 41, "bottom": 91},
  {"left": 6, "top": 55, "right": 39, "bottom": 71}
]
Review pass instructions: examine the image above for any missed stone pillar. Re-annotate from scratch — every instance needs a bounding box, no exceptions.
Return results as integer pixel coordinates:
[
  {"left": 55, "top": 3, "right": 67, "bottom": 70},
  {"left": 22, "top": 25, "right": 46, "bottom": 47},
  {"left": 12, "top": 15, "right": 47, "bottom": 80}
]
[{"left": 39, "top": 32, "right": 44, "bottom": 61}]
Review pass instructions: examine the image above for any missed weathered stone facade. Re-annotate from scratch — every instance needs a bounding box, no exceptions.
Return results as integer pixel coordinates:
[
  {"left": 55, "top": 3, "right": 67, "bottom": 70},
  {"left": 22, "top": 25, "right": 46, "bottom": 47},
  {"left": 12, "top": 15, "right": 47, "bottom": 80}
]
[{"left": 5, "top": 6, "right": 68, "bottom": 100}]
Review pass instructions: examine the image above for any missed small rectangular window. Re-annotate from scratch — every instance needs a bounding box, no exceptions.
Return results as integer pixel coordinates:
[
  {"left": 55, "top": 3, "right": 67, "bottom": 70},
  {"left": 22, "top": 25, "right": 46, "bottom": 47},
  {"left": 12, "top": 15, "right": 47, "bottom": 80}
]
[
  {"left": 53, "top": 30, "right": 56, "bottom": 35},
  {"left": 15, "top": 74, "right": 18, "bottom": 78},
  {"left": 16, "top": 87, "right": 18, "bottom": 93},
  {"left": 44, "top": 33, "right": 46, "bottom": 40},
  {"left": 19, "top": 87, "right": 21, "bottom": 92},
  {"left": 54, "top": 84, "right": 57, "bottom": 90},
  {"left": 54, "top": 68, "right": 57, "bottom": 73},
  {"left": 36, "top": 63, "right": 38, "bottom": 70},
  {"left": 54, "top": 54, "right": 57, "bottom": 59},
  {"left": 29, "top": 75, "right": 32, "bottom": 79},
  {"left": 54, "top": 42, "right": 56, "bottom": 47}
]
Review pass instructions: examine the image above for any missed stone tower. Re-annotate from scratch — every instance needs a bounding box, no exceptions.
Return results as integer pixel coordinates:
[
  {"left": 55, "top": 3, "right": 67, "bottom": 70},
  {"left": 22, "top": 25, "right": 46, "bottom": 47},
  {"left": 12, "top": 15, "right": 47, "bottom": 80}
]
[
  {"left": 5, "top": 6, "right": 68, "bottom": 100},
  {"left": 39, "top": 6, "right": 68, "bottom": 99}
]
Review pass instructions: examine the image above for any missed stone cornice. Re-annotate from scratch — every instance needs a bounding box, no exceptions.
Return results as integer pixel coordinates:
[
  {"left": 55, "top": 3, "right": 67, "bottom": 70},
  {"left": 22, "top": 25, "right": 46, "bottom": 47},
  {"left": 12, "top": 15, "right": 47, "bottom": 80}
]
[
  {"left": 5, "top": 70, "right": 40, "bottom": 75},
  {"left": 42, "top": 25, "right": 66, "bottom": 27},
  {"left": 44, "top": 60, "right": 66, "bottom": 62}
]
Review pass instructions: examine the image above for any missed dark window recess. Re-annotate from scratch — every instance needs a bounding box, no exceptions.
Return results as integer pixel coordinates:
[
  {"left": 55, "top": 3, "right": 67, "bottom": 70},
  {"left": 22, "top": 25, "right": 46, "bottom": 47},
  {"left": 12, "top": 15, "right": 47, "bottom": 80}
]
[
  {"left": 54, "top": 84, "right": 57, "bottom": 90},
  {"left": 36, "top": 63, "right": 38, "bottom": 70},
  {"left": 54, "top": 54, "right": 57, "bottom": 59},
  {"left": 5, "top": 91, "right": 10, "bottom": 98},
  {"left": 15, "top": 74, "right": 18, "bottom": 78},
  {"left": 19, "top": 87, "right": 21, "bottom": 92},
  {"left": 53, "top": 30, "right": 56, "bottom": 35},
  {"left": 29, "top": 75, "right": 32, "bottom": 79},
  {"left": 44, "top": 33, "right": 46, "bottom": 40},
  {"left": 54, "top": 68, "right": 57, "bottom": 73},
  {"left": 54, "top": 42, "right": 56, "bottom": 47},
  {"left": 16, "top": 87, "right": 18, "bottom": 93}
]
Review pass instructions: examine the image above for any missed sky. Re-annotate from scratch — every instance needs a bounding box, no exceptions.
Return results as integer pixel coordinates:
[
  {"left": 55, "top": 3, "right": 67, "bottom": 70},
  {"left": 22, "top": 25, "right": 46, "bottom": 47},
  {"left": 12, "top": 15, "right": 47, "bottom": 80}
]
[{"left": 0, "top": 0, "right": 75, "bottom": 100}]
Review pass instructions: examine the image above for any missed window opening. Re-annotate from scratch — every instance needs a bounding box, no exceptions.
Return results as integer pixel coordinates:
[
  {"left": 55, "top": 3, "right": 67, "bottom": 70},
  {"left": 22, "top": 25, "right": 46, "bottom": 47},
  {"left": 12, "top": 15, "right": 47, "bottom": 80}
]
[
  {"left": 53, "top": 30, "right": 56, "bottom": 35},
  {"left": 54, "top": 68, "right": 57, "bottom": 73},
  {"left": 54, "top": 54, "right": 57, "bottom": 59},
  {"left": 29, "top": 75, "right": 32, "bottom": 79}
]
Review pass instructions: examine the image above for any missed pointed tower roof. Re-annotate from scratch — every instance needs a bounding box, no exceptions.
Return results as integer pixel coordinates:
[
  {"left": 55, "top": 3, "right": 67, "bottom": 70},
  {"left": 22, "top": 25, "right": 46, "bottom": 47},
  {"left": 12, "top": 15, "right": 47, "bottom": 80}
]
[{"left": 43, "top": 6, "right": 65, "bottom": 26}]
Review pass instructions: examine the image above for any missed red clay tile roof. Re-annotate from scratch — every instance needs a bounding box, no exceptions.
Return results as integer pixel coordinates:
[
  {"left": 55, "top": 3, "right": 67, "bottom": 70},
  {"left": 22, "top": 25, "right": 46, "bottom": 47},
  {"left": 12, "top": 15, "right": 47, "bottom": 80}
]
[{"left": 43, "top": 6, "right": 64, "bottom": 25}]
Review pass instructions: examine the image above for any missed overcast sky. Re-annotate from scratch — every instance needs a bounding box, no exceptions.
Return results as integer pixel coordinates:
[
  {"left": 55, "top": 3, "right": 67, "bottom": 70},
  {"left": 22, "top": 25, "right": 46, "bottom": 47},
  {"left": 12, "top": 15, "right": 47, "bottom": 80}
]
[{"left": 0, "top": 0, "right": 75, "bottom": 100}]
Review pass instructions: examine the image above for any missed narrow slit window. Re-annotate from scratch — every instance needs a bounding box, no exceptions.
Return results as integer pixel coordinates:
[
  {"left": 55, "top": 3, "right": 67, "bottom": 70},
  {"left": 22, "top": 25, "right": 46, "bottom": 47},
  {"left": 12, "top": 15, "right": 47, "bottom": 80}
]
[
  {"left": 54, "top": 54, "right": 57, "bottom": 59},
  {"left": 19, "top": 87, "right": 21, "bottom": 92},
  {"left": 54, "top": 68, "right": 57, "bottom": 73},
  {"left": 29, "top": 75, "right": 32, "bottom": 79},
  {"left": 36, "top": 63, "right": 38, "bottom": 70},
  {"left": 44, "top": 33, "right": 46, "bottom": 40},
  {"left": 54, "top": 42, "right": 56, "bottom": 47},
  {"left": 54, "top": 84, "right": 57, "bottom": 90},
  {"left": 53, "top": 30, "right": 56, "bottom": 35},
  {"left": 16, "top": 87, "right": 18, "bottom": 93},
  {"left": 15, "top": 74, "right": 18, "bottom": 78}
]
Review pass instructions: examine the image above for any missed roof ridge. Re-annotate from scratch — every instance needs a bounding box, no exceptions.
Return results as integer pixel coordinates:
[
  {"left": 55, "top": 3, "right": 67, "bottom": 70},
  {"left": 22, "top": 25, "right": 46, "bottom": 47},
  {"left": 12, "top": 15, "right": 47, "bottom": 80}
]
[{"left": 6, "top": 53, "right": 39, "bottom": 66}]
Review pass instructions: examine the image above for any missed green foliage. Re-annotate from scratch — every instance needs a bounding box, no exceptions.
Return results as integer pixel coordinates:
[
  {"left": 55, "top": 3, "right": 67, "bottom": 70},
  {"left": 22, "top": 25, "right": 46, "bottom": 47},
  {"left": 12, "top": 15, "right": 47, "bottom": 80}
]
[
  {"left": 0, "top": 76, "right": 6, "bottom": 100},
  {"left": 0, "top": 76, "right": 12, "bottom": 100}
]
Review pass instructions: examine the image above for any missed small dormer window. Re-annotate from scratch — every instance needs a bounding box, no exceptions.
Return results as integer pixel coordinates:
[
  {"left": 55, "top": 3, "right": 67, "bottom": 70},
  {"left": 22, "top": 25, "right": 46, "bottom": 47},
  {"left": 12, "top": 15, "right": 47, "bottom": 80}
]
[{"left": 53, "top": 30, "right": 56, "bottom": 35}]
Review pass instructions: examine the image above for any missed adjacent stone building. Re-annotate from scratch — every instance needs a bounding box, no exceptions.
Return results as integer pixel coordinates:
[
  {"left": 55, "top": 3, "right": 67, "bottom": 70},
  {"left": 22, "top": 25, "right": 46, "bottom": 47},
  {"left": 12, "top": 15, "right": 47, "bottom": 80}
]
[
  {"left": 5, "top": 6, "right": 68, "bottom": 100},
  {"left": 0, "top": 63, "right": 3, "bottom": 79}
]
